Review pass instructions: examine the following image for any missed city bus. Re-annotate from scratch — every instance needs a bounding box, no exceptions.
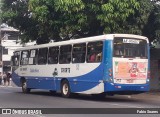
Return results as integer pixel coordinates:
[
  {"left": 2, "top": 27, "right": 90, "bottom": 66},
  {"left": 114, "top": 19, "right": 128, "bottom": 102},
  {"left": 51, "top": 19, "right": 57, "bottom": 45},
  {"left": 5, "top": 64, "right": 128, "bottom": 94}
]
[{"left": 11, "top": 34, "right": 150, "bottom": 98}]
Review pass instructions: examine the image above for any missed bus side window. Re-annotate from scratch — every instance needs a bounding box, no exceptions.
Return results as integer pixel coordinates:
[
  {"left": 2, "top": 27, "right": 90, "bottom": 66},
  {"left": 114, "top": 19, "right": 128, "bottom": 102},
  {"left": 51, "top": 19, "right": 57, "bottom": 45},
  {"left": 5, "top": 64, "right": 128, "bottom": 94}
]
[
  {"left": 20, "top": 51, "right": 29, "bottom": 65},
  {"left": 87, "top": 41, "right": 103, "bottom": 63},
  {"left": 48, "top": 47, "right": 59, "bottom": 64},
  {"left": 12, "top": 51, "right": 20, "bottom": 66},
  {"left": 38, "top": 48, "right": 48, "bottom": 65},
  {"left": 72, "top": 43, "right": 86, "bottom": 63},
  {"left": 29, "top": 49, "right": 38, "bottom": 65},
  {"left": 59, "top": 45, "right": 71, "bottom": 64}
]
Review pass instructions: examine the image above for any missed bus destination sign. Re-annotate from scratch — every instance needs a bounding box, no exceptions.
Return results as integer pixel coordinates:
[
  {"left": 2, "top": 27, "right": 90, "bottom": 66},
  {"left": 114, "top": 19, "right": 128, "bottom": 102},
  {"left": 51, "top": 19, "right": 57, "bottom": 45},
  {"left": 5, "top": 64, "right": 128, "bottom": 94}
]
[{"left": 123, "top": 39, "right": 140, "bottom": 44}]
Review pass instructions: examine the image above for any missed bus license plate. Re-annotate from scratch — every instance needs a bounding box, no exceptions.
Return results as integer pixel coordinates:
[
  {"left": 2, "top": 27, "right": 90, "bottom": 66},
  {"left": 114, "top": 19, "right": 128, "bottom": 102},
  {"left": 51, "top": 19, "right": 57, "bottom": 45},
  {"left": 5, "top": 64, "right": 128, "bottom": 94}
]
[{"left": 127, "top": 79, "right": 133, "bottom": 83}]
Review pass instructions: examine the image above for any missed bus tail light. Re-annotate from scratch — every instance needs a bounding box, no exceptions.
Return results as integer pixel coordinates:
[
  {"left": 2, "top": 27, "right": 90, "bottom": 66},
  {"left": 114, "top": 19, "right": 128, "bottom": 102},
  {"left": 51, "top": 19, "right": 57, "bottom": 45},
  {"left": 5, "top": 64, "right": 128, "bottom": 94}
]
[
  {"left": 146, "top": 71, "right": 150, "bottom": 82},
  {"left": 108, "top": 69, "right": 112, "bottom": 76},
  {"left": 109, "top": 69, "right": 112, "bottom": 73},
  {"left": 109, "top": 73, "right": 112, "bottom": 77}
]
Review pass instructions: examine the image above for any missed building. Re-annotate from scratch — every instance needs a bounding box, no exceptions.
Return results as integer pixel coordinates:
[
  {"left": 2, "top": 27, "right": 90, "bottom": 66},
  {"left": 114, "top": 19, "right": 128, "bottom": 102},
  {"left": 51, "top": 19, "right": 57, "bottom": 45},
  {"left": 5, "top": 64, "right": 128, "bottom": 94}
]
[{"left": 0, "top": 23, "right": 36, "bottom": 73}]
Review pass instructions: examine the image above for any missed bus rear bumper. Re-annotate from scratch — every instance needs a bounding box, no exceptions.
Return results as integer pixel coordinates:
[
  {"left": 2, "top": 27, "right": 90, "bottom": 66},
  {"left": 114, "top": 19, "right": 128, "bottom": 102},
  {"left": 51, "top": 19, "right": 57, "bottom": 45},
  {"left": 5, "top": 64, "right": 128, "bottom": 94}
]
[{"left": 104, "top": 82, "right": 150, "bottom": 95}]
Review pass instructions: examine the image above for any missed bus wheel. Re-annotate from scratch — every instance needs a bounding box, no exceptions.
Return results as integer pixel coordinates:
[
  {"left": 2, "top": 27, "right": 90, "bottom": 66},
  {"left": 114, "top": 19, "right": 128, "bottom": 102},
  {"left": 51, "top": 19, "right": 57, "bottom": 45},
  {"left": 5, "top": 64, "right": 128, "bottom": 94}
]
[
  {"left": 61, "top": 80, "right": 71, "bottom": 98},
  {"left": 21, "top": 80, "right": 31, "bottom": 93}
]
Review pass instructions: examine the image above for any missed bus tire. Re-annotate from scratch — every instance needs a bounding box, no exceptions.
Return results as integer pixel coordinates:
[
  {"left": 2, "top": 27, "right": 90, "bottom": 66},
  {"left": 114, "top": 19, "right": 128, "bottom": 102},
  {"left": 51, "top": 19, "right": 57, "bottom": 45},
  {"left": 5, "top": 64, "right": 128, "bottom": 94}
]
[
  {"left": 21, "top": 80, "right": 31, "bottom": 93},
  {"left": 61, "top": 80, "right": 71, "bottom": 98}
]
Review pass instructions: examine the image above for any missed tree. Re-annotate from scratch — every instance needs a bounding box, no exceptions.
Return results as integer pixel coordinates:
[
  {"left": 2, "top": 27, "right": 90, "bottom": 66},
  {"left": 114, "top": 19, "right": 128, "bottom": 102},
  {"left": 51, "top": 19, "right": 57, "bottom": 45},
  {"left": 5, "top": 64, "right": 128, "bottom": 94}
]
[
  {"left": 117, "top": 0, "right": 154, "bottom": 35},
  {"left": 144, "top": 0, "right": 160, "bottom": 43},
  {"left": 1, "top": 0, "right": 159, "bottom": 44},
  {"left": 1, "top": 0, "right": 39, "bottom": 43},
  {"left": 28, "top": 0, "right": 140, "bottom": 40}
]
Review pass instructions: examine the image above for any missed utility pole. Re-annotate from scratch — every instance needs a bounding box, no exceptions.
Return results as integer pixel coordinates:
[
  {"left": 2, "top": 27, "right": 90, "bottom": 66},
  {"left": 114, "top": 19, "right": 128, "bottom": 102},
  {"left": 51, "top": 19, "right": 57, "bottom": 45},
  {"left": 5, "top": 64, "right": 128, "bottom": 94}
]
[
  {"left": 0, "top": 2, "right": 4, "bottom": 85},
  {"left": 0, "top": 25, "right": 4, "bottom": 85},
  {"left": 0, "top": 4, "right": 2, "bottom": 85},
  {"left": 0, "top": 23, "right": 4, "bottom": 85}
]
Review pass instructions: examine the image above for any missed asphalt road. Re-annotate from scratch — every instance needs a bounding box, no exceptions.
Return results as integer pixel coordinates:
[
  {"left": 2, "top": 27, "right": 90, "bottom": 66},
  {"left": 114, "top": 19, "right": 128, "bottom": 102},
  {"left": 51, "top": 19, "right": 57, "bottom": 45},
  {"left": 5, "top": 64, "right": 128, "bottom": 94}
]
[{"left": 0, "top": 85, "right": 160, "bottom": 117}]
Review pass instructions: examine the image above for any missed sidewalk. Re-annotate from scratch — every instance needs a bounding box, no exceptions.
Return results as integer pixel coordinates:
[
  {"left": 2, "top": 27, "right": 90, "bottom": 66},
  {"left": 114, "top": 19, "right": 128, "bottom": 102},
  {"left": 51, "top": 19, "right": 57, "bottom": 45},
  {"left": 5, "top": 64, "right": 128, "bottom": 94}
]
[
  {"left": 146, "top": 90, "right": 160, "bottom": 95},
  {"left": 0, "top": 81, "right": 17, "bottom": 87}
]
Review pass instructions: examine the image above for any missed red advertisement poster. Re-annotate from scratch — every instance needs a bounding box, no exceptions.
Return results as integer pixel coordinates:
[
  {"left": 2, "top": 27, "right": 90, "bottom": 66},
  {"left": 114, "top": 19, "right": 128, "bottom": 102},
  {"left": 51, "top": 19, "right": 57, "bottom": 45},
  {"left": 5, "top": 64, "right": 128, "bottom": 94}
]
[{"left": 114, "top": 61, "right": 147, "bottom": 79}]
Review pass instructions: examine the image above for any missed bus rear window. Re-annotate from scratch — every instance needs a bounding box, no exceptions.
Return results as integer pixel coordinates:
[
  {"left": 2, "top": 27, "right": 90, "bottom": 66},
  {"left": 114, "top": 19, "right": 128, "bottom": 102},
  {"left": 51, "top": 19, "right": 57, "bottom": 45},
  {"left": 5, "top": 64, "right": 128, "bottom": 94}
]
[{"left": 113, "top": 37, "right": 148, "bottom": 58}]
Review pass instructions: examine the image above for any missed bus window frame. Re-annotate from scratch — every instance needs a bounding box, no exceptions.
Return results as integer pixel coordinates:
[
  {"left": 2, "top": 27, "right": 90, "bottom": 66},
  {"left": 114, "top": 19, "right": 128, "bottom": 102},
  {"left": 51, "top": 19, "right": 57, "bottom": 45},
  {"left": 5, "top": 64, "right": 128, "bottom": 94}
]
[
  {"left": 37, "top": 48, "right": 48, "bottom": 65},
  {"left": 59, "top": 45, "right": 72, "bottom": 64},
  {"left": 20, "top": 50, "right": 29, "bottom": 65},
  {"left": 12, "top": 51, "right": 20, "bottom": 66},
  {"left": 87, "top": 41, "right": 103, "bottom": 63},
  {"left": 48, "top": 46, "right": 59, "bottom": 64},
  {"left": 29, "top": 49, "right": 38, "bottom": 65},
  {"left": 72, "top": 43, "right": 86, "bottom": 63}
]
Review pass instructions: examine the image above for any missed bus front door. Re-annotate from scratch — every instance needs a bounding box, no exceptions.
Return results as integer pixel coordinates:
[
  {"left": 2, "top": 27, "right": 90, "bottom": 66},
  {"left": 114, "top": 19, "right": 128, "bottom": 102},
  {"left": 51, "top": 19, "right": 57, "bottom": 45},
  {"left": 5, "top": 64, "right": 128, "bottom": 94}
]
[{"left": 52, "top": 68, "right": 58, "bottom": 90}]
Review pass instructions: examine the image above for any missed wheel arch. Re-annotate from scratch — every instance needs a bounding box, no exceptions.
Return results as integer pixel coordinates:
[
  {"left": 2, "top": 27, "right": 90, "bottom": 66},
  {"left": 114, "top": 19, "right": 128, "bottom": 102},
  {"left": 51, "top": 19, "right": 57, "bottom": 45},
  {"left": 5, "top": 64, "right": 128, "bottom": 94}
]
[{"left": 61, "top": 78, "right": 69, "bottom": 84}]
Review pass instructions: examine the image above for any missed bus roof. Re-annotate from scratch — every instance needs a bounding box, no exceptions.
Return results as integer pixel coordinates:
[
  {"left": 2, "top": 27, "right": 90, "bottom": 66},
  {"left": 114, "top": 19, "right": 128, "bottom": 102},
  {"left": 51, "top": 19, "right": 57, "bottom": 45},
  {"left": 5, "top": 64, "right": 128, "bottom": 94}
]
[{"left": 15, "top": 34, "right": 149, "bottom": 51}]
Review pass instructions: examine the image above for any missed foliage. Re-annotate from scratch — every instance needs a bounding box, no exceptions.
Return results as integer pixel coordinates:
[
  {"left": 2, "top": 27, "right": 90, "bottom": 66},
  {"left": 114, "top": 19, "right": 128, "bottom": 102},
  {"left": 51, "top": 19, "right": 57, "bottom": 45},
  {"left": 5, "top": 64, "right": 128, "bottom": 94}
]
[
  {"left": 28, "top": 0, "right": 140, "bottom": 41},
  {"left": 117, "top": 0, "right": 154, "bottom": 35},
  {"left": 1, "top": 0, "right": 160, "bottom": 44},
  {"left": 146, "top": 0, "right": 160, "bottom": 43},
  {"left": 1, "top": 0, "right": 40, "bottom": 43}
]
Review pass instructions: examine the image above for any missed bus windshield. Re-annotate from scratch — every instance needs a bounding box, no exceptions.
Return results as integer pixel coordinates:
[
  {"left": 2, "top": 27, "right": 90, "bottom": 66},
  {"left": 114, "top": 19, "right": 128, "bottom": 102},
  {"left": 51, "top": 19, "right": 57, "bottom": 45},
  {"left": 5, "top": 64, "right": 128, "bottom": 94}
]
[{"left": 113, "top": 37, "right": 148, "bottom": 59}]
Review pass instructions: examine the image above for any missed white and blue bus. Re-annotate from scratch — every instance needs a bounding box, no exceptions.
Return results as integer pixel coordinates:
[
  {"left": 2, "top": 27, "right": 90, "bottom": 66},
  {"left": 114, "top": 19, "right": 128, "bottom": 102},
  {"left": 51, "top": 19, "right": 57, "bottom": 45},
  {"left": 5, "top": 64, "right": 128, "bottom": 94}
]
[{"left": 11, "top": 34, "right": 150, "bottom": 97}]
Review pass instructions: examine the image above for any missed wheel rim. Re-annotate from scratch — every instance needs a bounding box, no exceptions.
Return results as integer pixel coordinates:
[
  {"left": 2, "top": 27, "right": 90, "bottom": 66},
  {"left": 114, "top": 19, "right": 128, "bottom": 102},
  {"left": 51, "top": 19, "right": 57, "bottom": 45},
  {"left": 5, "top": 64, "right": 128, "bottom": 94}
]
[{"left": 63, "top": 83, "right": 68, "bottom": 95}]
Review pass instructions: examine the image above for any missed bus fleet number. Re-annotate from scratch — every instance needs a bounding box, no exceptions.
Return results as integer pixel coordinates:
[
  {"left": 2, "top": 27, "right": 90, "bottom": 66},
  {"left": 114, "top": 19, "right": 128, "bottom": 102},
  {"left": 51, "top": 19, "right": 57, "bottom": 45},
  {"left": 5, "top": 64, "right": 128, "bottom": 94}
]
[{"left": 61, "top": 68, "right": 70, "bottom": 73}]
